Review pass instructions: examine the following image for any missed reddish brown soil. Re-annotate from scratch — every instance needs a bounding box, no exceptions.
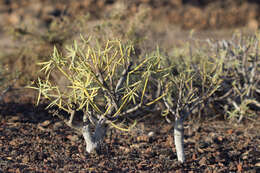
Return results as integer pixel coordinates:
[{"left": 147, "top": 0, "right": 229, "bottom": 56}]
[{"left": 0, "top": 90, "right": 259, "bottom": 172}]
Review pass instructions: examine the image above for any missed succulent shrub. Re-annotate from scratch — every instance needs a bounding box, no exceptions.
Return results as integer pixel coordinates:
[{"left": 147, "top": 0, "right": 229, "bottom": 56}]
[
  {"left": 31, "top": 36, "right": 165, "bottom": 153},
  {"left": 159, "top": 43, "right": 223, "bottom": 163},
  {"left": 159, "top": 33, "right": 260, "bottom": 163},
  {"left": 208, "top": 33, "right": 260, "bottom": 122}
]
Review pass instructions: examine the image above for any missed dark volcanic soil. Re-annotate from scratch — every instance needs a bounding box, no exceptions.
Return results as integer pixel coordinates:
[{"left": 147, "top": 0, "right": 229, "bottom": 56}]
[{"left": 0, "top": 92, "right": 259, "bottom": 172}]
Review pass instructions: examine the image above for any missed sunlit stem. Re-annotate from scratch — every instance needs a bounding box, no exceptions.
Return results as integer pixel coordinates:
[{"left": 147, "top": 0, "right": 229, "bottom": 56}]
[
  {"left": 82, "top": 117, "right": 107, "bottom": 153},
  {"left": 174, "top": 116, "right": 185, "bottom": 163}
]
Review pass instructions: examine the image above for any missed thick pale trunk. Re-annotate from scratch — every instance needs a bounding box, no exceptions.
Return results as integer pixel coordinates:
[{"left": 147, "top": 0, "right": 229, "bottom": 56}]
[
  {"left": 174, "top": 117, "right": 185, "bottom": 163},
  {"left": 82, "top": 125, "right": 98, "bottom": 153},
  {"left": 81, "top": 119, "right": 107, "bottom": 153}
]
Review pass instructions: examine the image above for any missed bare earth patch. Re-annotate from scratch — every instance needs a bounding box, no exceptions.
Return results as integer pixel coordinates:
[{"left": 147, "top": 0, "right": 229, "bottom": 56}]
[{"left": 0, "top": 93, "right": 259, "bottom": 172}]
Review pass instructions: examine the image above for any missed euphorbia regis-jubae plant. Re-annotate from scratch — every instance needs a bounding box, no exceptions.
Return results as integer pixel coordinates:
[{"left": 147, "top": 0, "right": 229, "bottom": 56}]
[
  {"left": 31, "top": 36, "right": 165, "bottom": 153},
  {"left": 207, "top": 34, "right": 260, "bottom": 122},
  {"left": 159, "top": 44, "right": 223, "bottom": 163},
  {"left": 159, "top": 33, "right": 260, "bottom": 163}
]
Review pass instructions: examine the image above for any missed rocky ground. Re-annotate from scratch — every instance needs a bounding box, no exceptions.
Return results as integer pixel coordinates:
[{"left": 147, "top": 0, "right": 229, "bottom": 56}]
[
  {"left": 0, "top": 91, "right": 259, "bottom": 172},
  {"left": 0, "top": 0, "right": 260, "bottom": 172}
]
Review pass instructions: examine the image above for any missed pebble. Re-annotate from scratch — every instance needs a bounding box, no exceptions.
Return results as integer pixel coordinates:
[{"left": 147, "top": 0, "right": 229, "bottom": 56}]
[{"left": 148, "top": 131, "right": 154, "bottom": 137}]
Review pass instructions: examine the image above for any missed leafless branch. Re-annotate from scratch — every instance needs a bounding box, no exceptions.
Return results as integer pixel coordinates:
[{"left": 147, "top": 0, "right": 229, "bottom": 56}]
[
  {"left": 162, "top": 96, "right": 176, "bottom": 115},
  {"left": 115, "top": 62, "right": 133, "bottom": 93}
]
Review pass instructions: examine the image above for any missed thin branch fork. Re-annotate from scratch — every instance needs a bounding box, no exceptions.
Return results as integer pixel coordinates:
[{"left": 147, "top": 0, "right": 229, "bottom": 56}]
[
  {"left": 96, "top": 62, "right": 133, "bottom": 118},
  {"left": 96, "top": 67, "right": 118, "bottom": 112}
]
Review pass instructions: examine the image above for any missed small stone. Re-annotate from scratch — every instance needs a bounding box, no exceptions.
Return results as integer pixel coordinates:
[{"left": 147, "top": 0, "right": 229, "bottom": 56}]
[
  {"left": 40, "top": 120, "right": 51, "bottom": 127},
  {"left": 9, "top": 140, "right": 17, "bottom": 146},
  {"left": 9, "top": 116, "right": 19, "bottom": 122},
  {"left": 197, "top": 147, "right": 204, "bottom": 153},
  {"left": 66, "top": 135, "right": 79, "bottom": 142},
  {"left": 217, "top": 136, "right": 223, "bottom": 142},
  {"left": 199, "top": 157, "right": 207, "bottom": 165},
  {"left": 148, "top": 131, "right": 155, "bottom": 137},
  {"left": 119, "top": 146, "right": 130, "bottom": 153},
  {"left": 53, "top": 122, "right": 63, "bottom": 130},
  {"left": 22, "top": 155, "right": 29, "bottom": 163},
  {"left": 37, "top": 125, "right": 46, "bottom": 131},
  {"left": 137, "top": 135, "right": 149, "bottom": 142},
  {"left": 255, "top": 162, "right": 260, "bottom": 167},
  {"left": 165, "top": 135, "right": 174, "bottom": 147}
]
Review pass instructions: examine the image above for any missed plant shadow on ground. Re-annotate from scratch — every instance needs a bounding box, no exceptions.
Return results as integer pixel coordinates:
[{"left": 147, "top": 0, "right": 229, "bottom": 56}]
[{"left": 0, "top": 91, "right": 259, "bottom": 172}]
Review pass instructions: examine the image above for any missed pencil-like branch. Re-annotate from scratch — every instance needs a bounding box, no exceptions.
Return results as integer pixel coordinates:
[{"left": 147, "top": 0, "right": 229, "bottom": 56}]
[{"left": 115, "top": 62, "right": 133, "bottom": 93}]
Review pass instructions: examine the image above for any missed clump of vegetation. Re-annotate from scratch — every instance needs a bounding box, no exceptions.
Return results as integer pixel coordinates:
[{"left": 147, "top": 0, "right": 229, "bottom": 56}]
[
  {"left": 3, "top": 5, "right": 153, "bottom": 87},
  {"left": 31, "top": 36, "right": 164, "bottom": 153},
  {"left": 207, "top": 34, "right": 260, "bottom": 122},
  {"left": 158, "top": 42, "right": 223, "bottom": 163},
  {"left": 2, "top": 15, "right": 83, "bottom": 86},
  {"left": 158, "top": 33, "right": 259, "bottom": 163},
  {"left": 31, "top": 27, "right": 259, "bottom": 162}
]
